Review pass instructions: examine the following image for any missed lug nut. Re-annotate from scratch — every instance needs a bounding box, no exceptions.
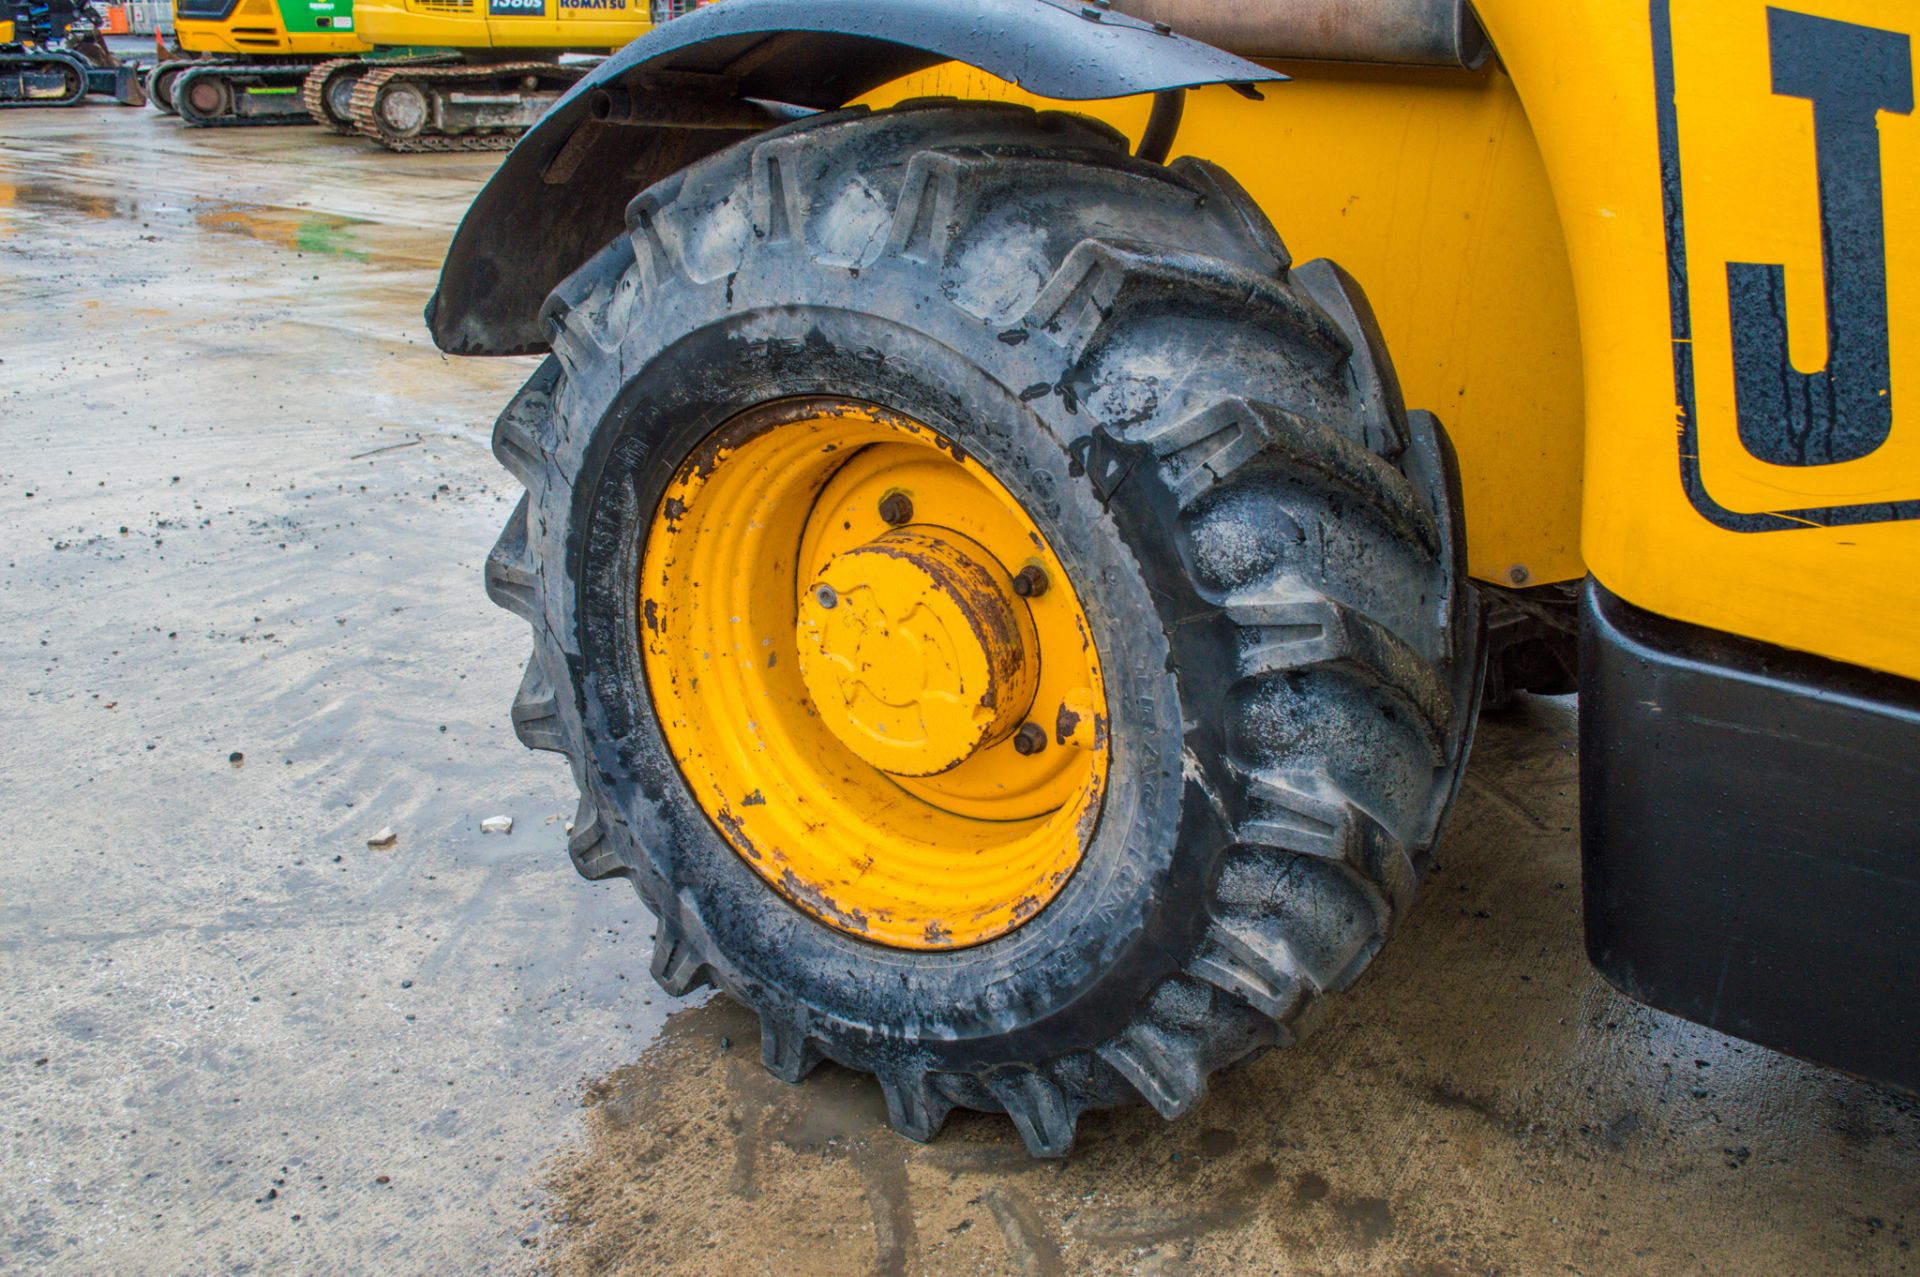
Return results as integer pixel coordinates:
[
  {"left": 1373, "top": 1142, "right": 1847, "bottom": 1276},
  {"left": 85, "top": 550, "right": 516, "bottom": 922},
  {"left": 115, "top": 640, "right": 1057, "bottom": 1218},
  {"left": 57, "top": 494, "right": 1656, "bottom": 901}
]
[
  {"left": 1012, "top": 722, "right": 1047, "bottom": 756},
  {"left": 814, "top": 584, "right": 838, "bottom": 609},
  {"left": 1012, "top": 565, "right": 1050, "bottom": 598},
  {"left": 878, "top": 493, "right": 914, "bottom": 526}
]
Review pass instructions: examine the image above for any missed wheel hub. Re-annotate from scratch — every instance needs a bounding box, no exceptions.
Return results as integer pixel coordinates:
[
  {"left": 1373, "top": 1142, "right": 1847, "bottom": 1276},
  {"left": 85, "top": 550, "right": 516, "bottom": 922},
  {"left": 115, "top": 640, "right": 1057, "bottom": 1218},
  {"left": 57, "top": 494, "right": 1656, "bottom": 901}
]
[
  {"left": 797, "top": 527, "right": 1038, "bottom": 778},
  {"left": 185, "top": 78, "right": 223, "bottom": 115},
  {"left": 326, "top": 74, "right": 357, "bottom": 121},
  {"left": 638, "top": 400, "right": 1109, "bottom": 950},
  {"left": 377, "top": 82, "right": 428, "bottom": 135}
]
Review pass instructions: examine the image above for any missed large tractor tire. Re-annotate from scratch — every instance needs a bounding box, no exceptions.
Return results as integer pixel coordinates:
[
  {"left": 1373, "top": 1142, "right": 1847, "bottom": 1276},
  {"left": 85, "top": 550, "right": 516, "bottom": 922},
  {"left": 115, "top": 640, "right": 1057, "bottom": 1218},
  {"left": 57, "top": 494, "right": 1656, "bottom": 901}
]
[{"left": 488, "top": 101, "right": 1481, "bottom": 1156}]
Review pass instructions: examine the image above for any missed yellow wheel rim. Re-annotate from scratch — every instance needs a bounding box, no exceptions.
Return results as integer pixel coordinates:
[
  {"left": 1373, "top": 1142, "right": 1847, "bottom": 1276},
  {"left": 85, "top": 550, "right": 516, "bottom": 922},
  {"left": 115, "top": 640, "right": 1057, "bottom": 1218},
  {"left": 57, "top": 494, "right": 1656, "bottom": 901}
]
[{"left": 639, "top": 400, "right": 1109, "bottom": 950}]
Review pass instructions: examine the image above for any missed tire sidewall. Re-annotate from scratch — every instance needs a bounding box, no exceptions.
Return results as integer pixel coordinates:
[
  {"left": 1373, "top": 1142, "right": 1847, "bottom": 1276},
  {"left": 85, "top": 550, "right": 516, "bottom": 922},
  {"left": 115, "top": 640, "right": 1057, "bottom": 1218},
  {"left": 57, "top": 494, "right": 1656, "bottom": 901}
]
[{"left": 561, "top": 299, "right": 1229, "bottom": 1073}]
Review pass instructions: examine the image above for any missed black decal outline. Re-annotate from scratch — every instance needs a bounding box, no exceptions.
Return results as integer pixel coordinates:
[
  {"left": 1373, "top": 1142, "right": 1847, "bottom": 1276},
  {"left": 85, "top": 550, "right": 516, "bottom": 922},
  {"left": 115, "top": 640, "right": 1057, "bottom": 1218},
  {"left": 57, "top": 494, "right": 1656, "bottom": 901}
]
[{"left": 1654, "top": 0, "right": 1920, "bottom": 531}]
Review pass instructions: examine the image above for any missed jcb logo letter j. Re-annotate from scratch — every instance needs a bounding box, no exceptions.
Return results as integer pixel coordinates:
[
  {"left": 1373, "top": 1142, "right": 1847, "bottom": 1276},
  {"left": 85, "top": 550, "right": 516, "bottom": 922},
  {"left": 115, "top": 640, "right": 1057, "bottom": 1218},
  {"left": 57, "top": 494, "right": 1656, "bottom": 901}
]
[
  {"left": 1656, "top": 0, "right": 1920, "bottom": 530},
  {"left": 1727, "top": 9, "right": 1912, "bottom": 468}
]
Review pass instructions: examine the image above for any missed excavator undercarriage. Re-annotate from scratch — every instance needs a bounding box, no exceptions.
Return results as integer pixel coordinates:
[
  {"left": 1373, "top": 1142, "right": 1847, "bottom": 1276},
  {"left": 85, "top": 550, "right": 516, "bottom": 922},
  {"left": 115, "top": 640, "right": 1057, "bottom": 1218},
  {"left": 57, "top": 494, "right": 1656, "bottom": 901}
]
[{"left": 1, "top": 0, "right": 143, "bottom": 107}]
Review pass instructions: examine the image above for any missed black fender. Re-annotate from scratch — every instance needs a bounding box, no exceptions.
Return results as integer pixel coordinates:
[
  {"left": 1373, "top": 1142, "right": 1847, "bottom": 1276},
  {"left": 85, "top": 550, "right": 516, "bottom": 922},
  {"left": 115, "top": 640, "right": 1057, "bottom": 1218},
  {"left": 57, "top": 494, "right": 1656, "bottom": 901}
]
[{"left": 426, "top": 0, "right": 1281, "bottom": 356}]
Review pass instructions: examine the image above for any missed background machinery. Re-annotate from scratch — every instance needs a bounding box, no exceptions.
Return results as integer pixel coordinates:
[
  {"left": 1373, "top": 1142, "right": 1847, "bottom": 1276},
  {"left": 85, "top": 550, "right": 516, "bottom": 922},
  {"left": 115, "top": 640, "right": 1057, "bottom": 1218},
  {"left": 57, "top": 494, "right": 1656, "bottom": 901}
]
[
  {"left": 1, "top": 0, "right": 144, "bottom": 106},
  {"left": 299, "top": 0, "right": 650, "bottom": 151},
  {"left": 148, "top": 0, "right": 373, "bottom": 126},
  {"left": 424, "top": 0, "right": 1920, "bottom": 1154}
]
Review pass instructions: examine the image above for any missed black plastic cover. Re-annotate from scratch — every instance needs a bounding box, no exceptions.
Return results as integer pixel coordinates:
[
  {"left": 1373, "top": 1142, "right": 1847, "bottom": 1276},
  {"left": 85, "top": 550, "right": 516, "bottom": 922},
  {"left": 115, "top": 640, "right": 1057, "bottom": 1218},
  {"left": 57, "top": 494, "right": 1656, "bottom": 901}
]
[
  {"left": 1580, "top": 579, "right": 1920, "bottom": 1093},
  {"left": 426, "top": 0, "right": 1282, "bottom": 356}
]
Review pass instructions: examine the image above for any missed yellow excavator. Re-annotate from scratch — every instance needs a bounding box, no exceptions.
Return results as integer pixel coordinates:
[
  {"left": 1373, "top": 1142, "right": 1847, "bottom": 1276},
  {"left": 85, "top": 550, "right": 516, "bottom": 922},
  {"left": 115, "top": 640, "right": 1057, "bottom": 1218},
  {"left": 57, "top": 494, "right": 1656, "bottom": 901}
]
[
  {"left": 148, "top": 0, "right": 371, "bottom": 125},
  {"left": 300, "top": 0, "right": 650, "bottom": 151}
]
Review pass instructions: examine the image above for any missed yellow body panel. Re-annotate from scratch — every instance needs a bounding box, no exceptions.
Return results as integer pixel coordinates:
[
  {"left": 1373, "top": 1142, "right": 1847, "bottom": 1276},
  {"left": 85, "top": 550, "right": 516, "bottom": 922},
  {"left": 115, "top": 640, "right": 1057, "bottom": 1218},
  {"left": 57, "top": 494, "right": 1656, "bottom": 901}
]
[
  {"left": 175, "top": 7, "right": 368, "bottom": 57},
  {"left": 869, "top": 0, "right": 1920, "bottom": 681},
  {"left": 1476, "top": 0, "right": 1920, "bottom": 680},
  {"left": 0, "top": 20, "right": 16, "bottom": 43},
  {"left": 351, "top": 0, "right": 646, "bottom": 51},
  {"left": 862, "top": 64, "right": 1587, "bottom": 591}
]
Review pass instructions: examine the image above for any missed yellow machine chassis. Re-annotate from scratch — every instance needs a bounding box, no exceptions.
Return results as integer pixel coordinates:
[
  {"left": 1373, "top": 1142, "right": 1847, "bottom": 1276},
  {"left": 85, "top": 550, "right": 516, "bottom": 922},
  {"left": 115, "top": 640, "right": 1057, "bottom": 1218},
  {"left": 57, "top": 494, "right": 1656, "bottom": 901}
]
[
  {"left": 175, "top": 7, "right": 367, "bottom": 57},
  {"left": 350, "top": 0, "right": 646, "bottom": 52},
  {"left": 639, "top": 401, "right": 1110, "bottom": 951}
]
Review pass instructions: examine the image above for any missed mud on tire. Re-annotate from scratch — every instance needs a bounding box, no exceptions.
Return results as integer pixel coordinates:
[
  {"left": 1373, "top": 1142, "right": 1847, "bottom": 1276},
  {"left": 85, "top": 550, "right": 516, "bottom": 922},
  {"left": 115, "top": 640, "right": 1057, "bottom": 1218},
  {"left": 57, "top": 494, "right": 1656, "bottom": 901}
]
[{"left": 486, "top": 101, "right": 1483, "bottom": 1156}]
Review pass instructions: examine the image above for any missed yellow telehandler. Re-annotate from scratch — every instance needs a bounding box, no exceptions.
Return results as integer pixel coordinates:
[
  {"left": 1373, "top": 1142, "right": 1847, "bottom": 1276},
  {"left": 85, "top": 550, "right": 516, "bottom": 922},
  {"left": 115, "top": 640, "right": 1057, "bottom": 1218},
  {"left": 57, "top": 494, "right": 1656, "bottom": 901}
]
[{"left": 424, "top": 0, "right": 1920, "bottom": 1155}]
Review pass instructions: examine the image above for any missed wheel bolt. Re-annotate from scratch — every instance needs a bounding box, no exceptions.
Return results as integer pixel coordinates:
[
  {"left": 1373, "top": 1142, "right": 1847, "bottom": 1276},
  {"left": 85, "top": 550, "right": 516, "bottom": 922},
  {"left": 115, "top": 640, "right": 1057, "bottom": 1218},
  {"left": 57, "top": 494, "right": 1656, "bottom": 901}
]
[
  {"left": 1012, "top": 722, "right": 1047, "bottom": 755},
  {"left": 814, "top": 584, "right": 838, "bottom": 609},
  {"left": 1012, "top": 565, "right": 1050, "bottom": 598},
  {"left": 878, "top": 493, "right": 914, "bottom": 526}
]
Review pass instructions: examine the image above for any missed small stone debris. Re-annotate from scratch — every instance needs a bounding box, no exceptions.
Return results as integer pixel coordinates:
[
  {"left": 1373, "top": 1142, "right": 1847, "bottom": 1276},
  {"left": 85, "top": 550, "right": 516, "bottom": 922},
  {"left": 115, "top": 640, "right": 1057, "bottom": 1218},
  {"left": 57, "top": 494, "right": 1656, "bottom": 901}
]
[
  {"left": 367, "top": 827, "right": 398, "bottom": 850},
  {"left": 480, "top": 815, "right": 513, "bottom": 835},
  {"left": 228, "top": 751, "right": 244, "bottom": 768}
]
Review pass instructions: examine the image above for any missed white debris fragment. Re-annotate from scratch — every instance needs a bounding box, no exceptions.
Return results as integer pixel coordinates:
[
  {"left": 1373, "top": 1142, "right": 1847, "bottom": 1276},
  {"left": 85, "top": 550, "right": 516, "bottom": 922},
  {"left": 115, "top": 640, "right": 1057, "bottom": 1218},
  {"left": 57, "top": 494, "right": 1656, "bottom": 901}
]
[
  {"left": 367, "top": 826, "right": 397, "bottom": 850},
  {"left": 480, "top": 815, "right": 514, "bottom": 835}
]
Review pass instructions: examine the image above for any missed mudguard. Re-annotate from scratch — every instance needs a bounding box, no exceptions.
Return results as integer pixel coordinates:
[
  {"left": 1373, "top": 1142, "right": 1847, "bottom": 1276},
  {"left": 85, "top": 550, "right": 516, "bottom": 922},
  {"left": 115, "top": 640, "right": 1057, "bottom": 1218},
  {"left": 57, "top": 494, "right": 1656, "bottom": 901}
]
[{"left": 426, "top": 0, "right": 1280, "bottom": 356}]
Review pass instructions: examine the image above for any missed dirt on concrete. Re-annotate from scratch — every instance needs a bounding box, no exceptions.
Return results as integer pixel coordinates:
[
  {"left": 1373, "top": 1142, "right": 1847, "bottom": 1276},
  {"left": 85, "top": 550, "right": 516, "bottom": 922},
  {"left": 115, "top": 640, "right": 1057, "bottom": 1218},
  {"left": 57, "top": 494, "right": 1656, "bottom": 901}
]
[
  {"left": 536, "top": 706, "right": 1918, "bottom": 1277},
  {"left": 1, "top": 104, "right": 1914, "bottom": 1277}
]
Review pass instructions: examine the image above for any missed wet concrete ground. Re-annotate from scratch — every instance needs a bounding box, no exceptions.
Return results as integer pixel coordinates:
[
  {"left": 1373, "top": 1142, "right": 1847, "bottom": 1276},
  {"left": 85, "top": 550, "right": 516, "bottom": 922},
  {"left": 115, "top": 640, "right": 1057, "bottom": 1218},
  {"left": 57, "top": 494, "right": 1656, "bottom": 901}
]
[{"left": 2, "top": 106, "right": 1915, "bottom": 1277}]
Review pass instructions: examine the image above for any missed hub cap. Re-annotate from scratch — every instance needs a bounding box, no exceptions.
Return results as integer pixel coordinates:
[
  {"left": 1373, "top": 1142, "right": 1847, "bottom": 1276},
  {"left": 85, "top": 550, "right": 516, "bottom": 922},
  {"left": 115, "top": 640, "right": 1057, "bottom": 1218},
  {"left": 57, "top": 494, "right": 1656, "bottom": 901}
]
[
  {"left": 639, "top": 401, "right": 1108, "bottom": 950},
  {"left": 796, "top": 526, "right": 1039, "bottom": 778}
]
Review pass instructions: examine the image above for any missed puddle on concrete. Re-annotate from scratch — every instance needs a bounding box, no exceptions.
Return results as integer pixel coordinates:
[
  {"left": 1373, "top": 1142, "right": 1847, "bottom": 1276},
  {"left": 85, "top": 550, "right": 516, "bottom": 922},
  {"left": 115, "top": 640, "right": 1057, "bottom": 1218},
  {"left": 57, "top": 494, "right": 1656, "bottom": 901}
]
[
  {"left": 0, "top": 178, "right": 381, "bottom": 264},
  {"left": 0, "top": 106, "right": 592, "bottom": 1274},
  {"left": 0, "top": 177, "right": 143, "bottom": 222},
  {"left": 196, "top": 203, "right": 371, "bottom": 262},
  {"left": 534, "top": 708, "right": 1919, "bottom": 1277}
]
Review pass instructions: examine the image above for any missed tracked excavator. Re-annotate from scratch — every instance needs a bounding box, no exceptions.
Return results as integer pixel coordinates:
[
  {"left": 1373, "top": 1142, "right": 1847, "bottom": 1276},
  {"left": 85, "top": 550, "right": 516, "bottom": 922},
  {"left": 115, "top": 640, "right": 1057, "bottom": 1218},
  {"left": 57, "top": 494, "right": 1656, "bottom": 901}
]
[
  {"left": 0, "top": 0, "right": 144, "bottom": 106},
  {"left": 300, "top": 0, "right": 650, "bottom": 151},
  {"left": 146, "top": 0, "right": 382, "bottom": 125}
]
